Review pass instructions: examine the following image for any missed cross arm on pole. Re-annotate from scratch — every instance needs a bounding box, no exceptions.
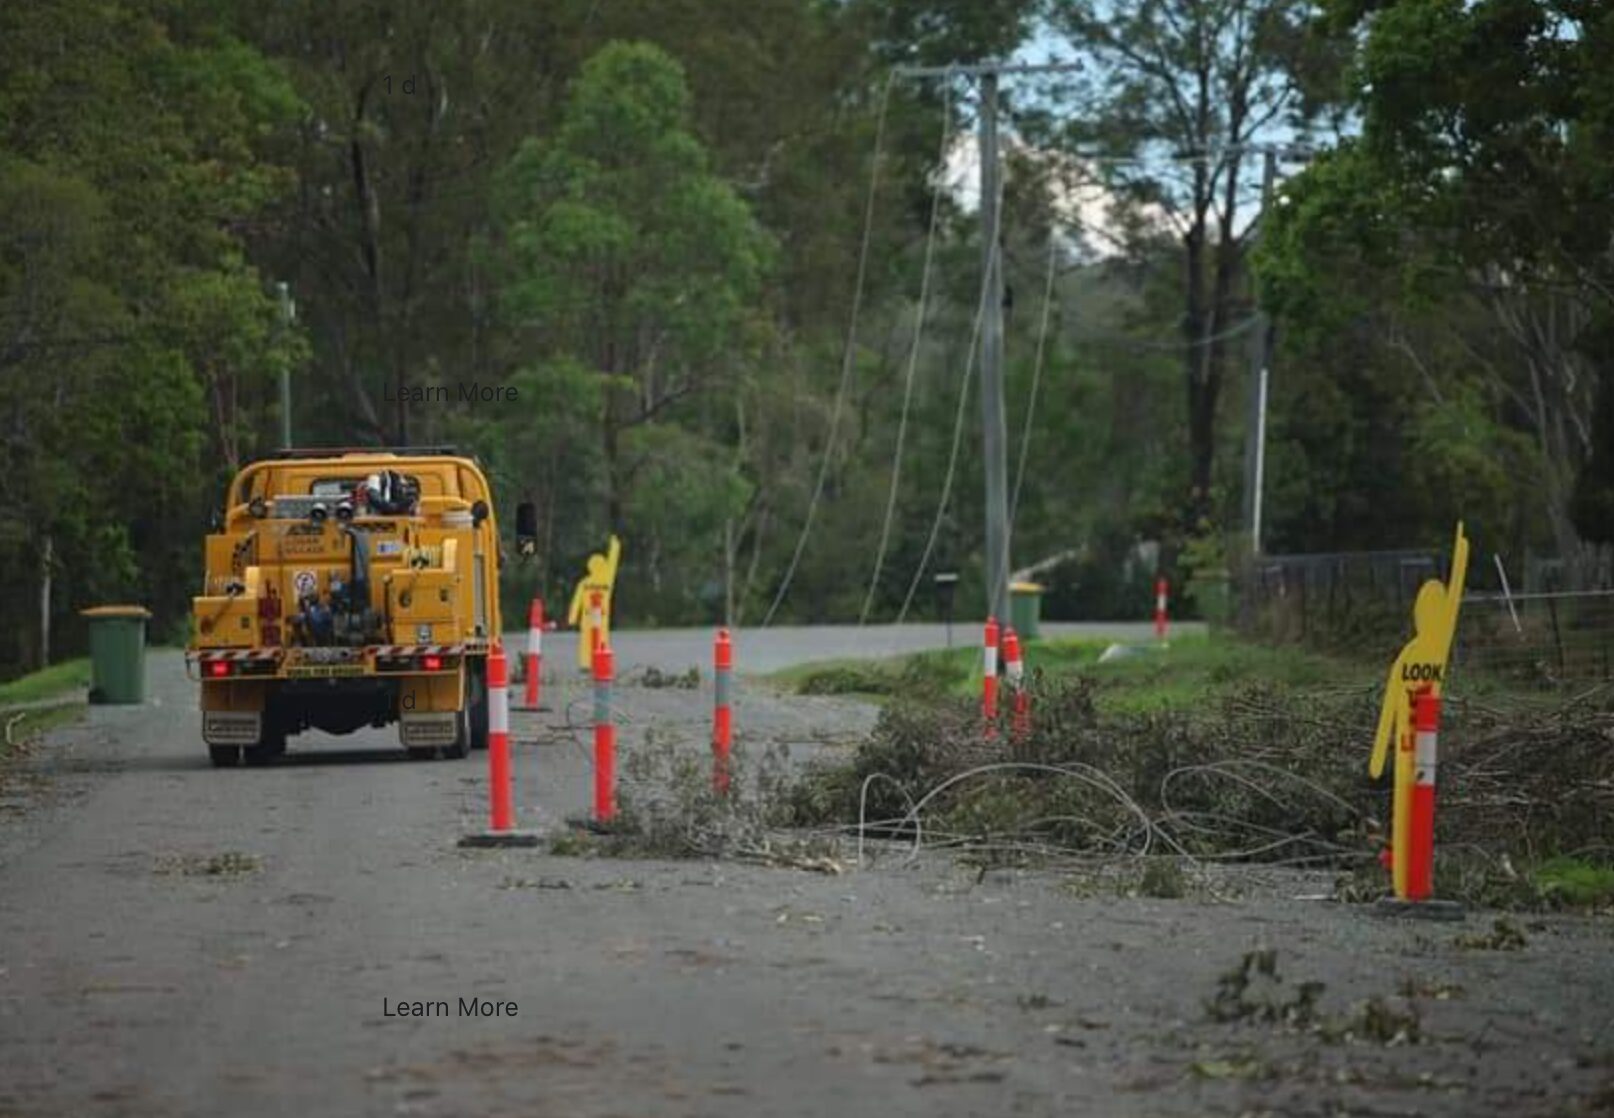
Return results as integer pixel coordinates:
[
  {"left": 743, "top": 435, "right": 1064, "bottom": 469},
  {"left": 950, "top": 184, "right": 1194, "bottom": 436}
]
[{"left": 893, "top": 61, "right": 1084, "bottom": 80}]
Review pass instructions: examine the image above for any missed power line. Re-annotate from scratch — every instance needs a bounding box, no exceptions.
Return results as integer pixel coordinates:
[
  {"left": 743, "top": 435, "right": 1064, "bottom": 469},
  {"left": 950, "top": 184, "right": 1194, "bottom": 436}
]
[
  {"left": 859, "top": 81, "right": 954, "bottom": 627},
  {"left": 1073, "top": 313, "right": 1264, "bottom": 352},
  {"left": 1009, "top": 234, "right": 1058, "bottom": 532},
  {"left": 760, "top": 73, "right": 895, "bottom": 628},
  {"left": 893, "top": 198, "right": 1002, "bottom": 626}
]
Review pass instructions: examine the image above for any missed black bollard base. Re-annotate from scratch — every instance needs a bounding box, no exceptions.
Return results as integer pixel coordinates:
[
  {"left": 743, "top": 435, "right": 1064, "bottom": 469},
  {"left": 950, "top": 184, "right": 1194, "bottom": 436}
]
[
  {"left": 1371, "top": 895, "right": 1466, "bottom": 921},
  {"left": 459, "top": 830, "right": 542, "bottom": 849}
]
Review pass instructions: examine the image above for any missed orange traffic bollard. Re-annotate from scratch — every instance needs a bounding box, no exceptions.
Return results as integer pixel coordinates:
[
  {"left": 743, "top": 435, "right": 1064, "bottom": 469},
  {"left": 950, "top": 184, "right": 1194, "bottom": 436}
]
[
  {"left": 983, "top": 616, "right": 1000, "bottom": 736},
  {"left": 489, "top": 647, "right": 514, "bottom": 830},
  {"left": 593, "top": 641, "right": 615, "bottom": 823},
  {"left": 1004, "top": 626, "right": 1029, "bottom": 739},
  {"left": 714, "top": 628, "right": 733, "bottom": 796},
  {"left": 1373, "top": 683, "right": 1462, "bottom": 919},
  {"left": 522, "top": 597, "right": 544, "bottom": 710},
  {"left": 458, "top": 645, "right": 538, "bottom": 847},
  {"left": 589, "top": 590, "right": 605, "bottom": 655},
  {"left": 1407, "top": 686, "right": 1439, "bottom": 901}
]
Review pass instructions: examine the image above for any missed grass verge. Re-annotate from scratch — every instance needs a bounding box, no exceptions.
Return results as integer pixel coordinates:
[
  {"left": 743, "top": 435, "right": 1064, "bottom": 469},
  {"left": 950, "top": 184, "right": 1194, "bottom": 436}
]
[
  {"left": 1534, "top": 857, "right": 1614, "bottom": 907},
  {"left": 0, "top": 658, "right": 90, "bottom": 707},
  {"left": 592, "top": 635, "right": 1611, "bottom": 912},
  {"left": 771, "top": 634, "right": 1371, "bottom": 713},
  {"left": 0, "top": 703, "right": 85, "bottom": 761},
  {"left": 775, "top": 659, "right": 1614, "bottom": 910}
]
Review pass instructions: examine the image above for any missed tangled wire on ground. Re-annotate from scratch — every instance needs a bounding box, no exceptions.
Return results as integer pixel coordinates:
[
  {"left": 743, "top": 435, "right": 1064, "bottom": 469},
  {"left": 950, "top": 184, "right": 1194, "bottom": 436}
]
[
  {"left": 783, "top": 679, "right": 1377, "bottom": 869},
  {"left": 783, "top": 678, "right": 1614, "bottom": 888},
  {"left": 555, "top": 673, "right": 1614, "bottom": 902}
]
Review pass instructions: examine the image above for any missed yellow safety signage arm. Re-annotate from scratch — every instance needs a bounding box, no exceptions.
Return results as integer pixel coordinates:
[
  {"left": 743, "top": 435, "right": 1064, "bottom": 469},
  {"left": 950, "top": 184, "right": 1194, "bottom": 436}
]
[
  {"left": 1434, "top": 523, "right": 1469, "bottom": 664},
  {"left": 1369, "top": 654, "right": 1405, "bottom": 780},
  {"left": 567, "top": 578, "right": 586, "bottom": 627}
]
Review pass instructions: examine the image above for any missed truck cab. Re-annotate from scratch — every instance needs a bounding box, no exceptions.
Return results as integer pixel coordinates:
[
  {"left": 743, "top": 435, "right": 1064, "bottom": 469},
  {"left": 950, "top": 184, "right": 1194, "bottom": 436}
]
[{"left": 186, "top": 448, "right": 508, "bottom": 766}]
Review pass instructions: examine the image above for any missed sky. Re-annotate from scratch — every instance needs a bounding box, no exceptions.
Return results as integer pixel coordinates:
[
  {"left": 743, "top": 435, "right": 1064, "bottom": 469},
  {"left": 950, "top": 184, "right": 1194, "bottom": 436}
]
[{"left": 932, "top": 15, "right": 1326, "bottom": 252}]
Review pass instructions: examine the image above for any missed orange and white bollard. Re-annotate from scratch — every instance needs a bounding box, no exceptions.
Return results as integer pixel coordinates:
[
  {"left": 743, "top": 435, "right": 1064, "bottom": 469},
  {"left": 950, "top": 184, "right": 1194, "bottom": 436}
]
[
  {"left": 488, "top": 647, "right": 514, "bottom": 830},
  {"left": 713, "top": 628, "right": 733, "bottom": 795},
  {"left": 983, "top": 616, "right": 1000, "bottom": 736},
  {"left": 1407, "top": 687, "right": 1439, "bottom": 901},
  {"left": 1004, "top": 627, "right": 1029, "bottom": 739},
  {"left": 1374, "top": 683, "right": 1462, "bottom": 919},
  {"left": 589, "top": 590, "right": 605, "bottom": 654},
  {"left": 1154, "top": 577, "right": 1169, "bottom": 644},
  {"left": 522, "top": 597, "right": 544, "bottom": 710},
  {"left": 459, "top": 645, "right": 538, "bottom": 847},
  {"left": 593, "top": 641, "right": 615, "bottom": 823}
]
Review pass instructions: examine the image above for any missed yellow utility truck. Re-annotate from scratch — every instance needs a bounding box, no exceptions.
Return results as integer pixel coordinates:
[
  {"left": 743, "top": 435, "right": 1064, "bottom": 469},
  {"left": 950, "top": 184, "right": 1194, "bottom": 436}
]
[{"left": 186, "top": 448, "right": 534, "bottom": 766}]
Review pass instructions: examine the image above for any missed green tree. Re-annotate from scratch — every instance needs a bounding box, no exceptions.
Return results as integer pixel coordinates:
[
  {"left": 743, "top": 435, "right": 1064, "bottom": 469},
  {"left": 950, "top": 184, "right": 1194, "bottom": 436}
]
[
  {"left": 0, "top": 0, "right": 303, "bottom": 671},
  {"left": 1042, "top": 0, "right": 1348, "bottom": 540},
  {"left": 1259, "top": 0, "right": 1614, "bottom": 576},
  {"left": 489, "top": 41, "right": 772, "bottom": 614}
]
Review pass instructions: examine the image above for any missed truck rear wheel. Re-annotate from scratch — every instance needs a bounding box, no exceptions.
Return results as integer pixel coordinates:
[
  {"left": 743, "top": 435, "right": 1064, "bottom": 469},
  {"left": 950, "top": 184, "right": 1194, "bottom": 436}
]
[
  {"left": 243, "top": 723, "right": 287, "bottom": 767},
  {"left": 468, "top": 660, "right": 489, "bottom": 751},
  {"left": 209, "top": 745, "right": 241, "bottom": 767},
  {"left": 407, "top": 705, "right": 471, "bottom": 761},
  {"left": 440, "top": 704, "right": 471, "bottom": 760}
]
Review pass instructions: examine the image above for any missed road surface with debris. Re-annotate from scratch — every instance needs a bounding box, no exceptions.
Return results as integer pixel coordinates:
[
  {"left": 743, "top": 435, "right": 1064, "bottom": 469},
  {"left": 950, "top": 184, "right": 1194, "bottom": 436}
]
[{"left": 1, "top": 625, "right": 1610, "bottom": 1117}]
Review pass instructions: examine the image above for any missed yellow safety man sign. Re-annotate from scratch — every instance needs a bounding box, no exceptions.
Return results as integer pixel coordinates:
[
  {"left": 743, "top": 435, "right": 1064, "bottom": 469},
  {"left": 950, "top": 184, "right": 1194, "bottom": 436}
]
[
  {"left": 1369, "top": 522, "right": 1468, "bottom": 899},
  {"left": 568, "top": 535, "right": 622, "bottom": 670}
]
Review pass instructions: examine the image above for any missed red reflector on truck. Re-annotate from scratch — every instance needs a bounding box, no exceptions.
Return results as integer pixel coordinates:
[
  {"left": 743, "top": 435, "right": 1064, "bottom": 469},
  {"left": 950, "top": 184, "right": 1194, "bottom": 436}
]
[
  {"left": 421, "top": 654, "right": 443, "bottom": 671},
  {"left": 207, "top": 660, "right": 232, "bottom": 678}
]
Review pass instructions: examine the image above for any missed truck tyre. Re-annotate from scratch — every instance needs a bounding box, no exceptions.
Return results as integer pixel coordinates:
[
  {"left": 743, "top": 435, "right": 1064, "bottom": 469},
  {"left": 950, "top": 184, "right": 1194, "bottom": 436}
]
[
  {"left": 243, "top": 722, "right": 287, "bottom": 767},
  {"left": 468, "top": 660, "right": 489, "bottom": 751},
  {"left": 440, "top": 704, "right": 471, "bottom": 760},
  {"left": 209, "top": 745, "right": 241, "bottom": 767}
]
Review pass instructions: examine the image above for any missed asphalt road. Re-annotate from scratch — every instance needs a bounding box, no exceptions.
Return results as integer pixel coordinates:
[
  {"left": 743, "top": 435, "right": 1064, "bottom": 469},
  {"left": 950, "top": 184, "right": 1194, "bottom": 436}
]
[
  {"left": 1, "top": 627, "right": 1610, "bottom": 1117},
  {"left": 524, "top": 621, "right": 1197, "bottom": 676}
]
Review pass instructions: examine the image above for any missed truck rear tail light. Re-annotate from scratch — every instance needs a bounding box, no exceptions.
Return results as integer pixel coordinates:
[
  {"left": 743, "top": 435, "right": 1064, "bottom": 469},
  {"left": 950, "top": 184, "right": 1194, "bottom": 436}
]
[
  {"left": 375, "top": 653, "right": 457, "bottom": 673},
  {"left": 206, "top": 660, "right": 233, "bottom": 678}
]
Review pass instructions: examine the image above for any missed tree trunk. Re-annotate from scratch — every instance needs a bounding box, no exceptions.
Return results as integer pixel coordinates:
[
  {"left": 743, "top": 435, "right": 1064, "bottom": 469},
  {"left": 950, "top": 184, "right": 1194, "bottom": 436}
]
[
  {"left": 1489, "top": 285, "right": 1599, "bottom": 585},
  {"left": 1196, "top": 159, "right": 1244, "bottom": 534},
  {"left": 602, "top": 409, "right": 623, "bottom": 535},
  {"left": 723, "top": 517, "right": 736, "bottom": 627},
  {"left": 38, "top": 532, "right": 51, "bottom": 670},
  {"left": 349, "top": 85, "right": 398, "bottom": 442},
  {"left": 737, "top": 503, "right": 770, "bottom": 627},
  {"left": 1184, "top": 213, "right": 1214, "bottom": 534}
]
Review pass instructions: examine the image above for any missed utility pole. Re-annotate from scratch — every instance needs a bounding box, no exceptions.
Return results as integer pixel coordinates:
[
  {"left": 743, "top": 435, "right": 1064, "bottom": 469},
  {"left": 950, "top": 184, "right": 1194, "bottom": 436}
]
[
  {"left": 1241, "top": 150, "right": 1277, "bottom": 556},
  {"left": 276, "top": 281, "right": 296, "bottom": 449},
  {"left": 1236, "top": 145, "right": 1317, "bottom": 556},
  {"left": 978, "top": 70, "right": 1010, "bottom": 624},
  {"left": 895, "top": 60, "right": 1080, "bottom": 622}
]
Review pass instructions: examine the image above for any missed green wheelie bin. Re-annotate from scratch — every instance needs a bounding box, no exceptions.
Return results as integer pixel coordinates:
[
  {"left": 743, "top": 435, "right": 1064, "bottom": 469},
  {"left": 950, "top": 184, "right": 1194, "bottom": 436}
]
[
  {"left": 1009, "top": 581, "right": 1044, "bottom": 641},
  {"left": 81, "top": 605, "right": 151, "bottom": 704}
]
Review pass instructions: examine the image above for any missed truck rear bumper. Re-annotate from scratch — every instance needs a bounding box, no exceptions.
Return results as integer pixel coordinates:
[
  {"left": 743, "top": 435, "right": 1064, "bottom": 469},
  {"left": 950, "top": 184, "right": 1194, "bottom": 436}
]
[
  {"left": 399, "top": 712, "right": 459, "bottom": 747},
  {"left": 185, "top": 643, "right": 487, "bottom": 682},
  {"left": 203, "top": 711, "right": 262, "bottom": 745}
]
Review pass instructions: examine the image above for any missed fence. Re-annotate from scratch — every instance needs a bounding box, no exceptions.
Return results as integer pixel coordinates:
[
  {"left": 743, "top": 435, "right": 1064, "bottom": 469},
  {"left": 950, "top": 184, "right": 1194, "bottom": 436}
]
[
  {"left": 1236, "top": 550, "right": 1449, "bottom": 652},
  {"left": 1235, "top": 548, "right": 1614, "bottom": 688},
  {"left": 1455, "top": 589, "right": 1614, "bottom": 687}
]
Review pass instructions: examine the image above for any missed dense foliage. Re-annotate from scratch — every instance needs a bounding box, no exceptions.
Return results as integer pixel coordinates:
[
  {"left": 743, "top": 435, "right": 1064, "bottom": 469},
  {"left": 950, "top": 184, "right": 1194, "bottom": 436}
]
[
  {"left": 2, "top": 0, "right": 1608, "bottom": 677},
  {"left": 1256, "top": 0, "right": 1614, "bottom": 574}
]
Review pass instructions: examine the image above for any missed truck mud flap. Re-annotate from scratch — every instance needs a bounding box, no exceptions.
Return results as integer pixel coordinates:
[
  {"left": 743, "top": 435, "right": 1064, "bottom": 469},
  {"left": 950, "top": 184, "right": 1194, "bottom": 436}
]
[
  {"left": 203, "top": 711, "right": 262, "bottom": 745},
  {"left": 399, "top": 712, "right": 458, "bottom": 748}
]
